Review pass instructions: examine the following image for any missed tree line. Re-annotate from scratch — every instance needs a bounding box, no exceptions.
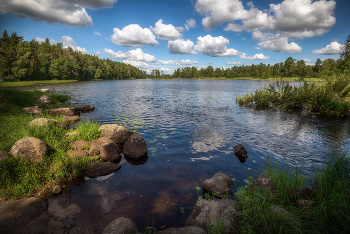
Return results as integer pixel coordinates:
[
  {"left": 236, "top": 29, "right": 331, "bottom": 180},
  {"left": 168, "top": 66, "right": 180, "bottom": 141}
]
[{"left": 0, "top": 31, "right": 146, "bottom": 81}]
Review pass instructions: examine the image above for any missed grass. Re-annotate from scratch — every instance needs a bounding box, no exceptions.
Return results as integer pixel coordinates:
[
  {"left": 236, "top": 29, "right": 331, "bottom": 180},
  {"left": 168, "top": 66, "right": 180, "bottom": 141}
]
[
  {"left": 0, "top": 89, "right": 101, "bottom": 200},
  {"left": 236, "top": 154, "right": 350, "bottom": 234},
  {"left": 0, "top": 80, "right": 78, "bottom": 87},
  {"left": 237, "top": 73, "right": 350, "bottom": 116}
]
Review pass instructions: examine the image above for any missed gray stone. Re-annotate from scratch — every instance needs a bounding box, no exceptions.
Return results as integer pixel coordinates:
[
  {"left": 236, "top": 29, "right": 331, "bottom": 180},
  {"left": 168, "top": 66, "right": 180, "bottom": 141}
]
[
  {"left": 67, "top": 149, "right": 88, "bottom": 158},
  {"left": 122, "top": 132, "right": 148, "bottom": 158},
  {"left": 102, "top": 217, "right": 138, "bottom": 234},
  {"left": 10, "top": 137, "right": 47, "bottom": 162},
  {"left": 78, "top": 105, "right": 95, "bottom": 112},
  {"left": 233, "top": 144, "right": 249, "bottom": 158},
  {"left": 29, "top": 118, "right": 67, "bottom": 129},
  {"left": 156, "top": 226, "right": 206, "bottom": 234},
  {"left": 37, "top": 94, "right": 52, "bottom": 104},
  {"left": 66, "top": 131, "right": 79, "bottom": 141},
  {"left": 23, "top": 106, "right": 43, "bottom": 115},
  {"left": 185, "top": 198, "right": 239, "bottom": 233},
  {"left": 70, "top": 140, "right": 90, "bottom": 150},
  {"left": 99, "top": 124, "right": 133, "bottom": 144},
  {"left": 86, "top": 162, "right": 121, "bottom": 178},
  {"left": 63, "top": 115, "right": 80, "bottom": 123},
  {"left": 47, "top": 107, "right": 80, "bottom": 116},
  {"left": 270, "top": 205, "right": 298, "bottom": 220},
  {"left": 203, "top": 171, "right": 234, "bottom": 198},
  {"left": 52, "top": 185, "right": 62, "bottom": 195},
  {"left": 249, "top": 174, "right": 276, "bottom": 194},
  {"left": 40, "top": 89, "right": 50, "bottom": 93},
  {"left": 89, "top": 137, "right": 121, "bottom": 162}
]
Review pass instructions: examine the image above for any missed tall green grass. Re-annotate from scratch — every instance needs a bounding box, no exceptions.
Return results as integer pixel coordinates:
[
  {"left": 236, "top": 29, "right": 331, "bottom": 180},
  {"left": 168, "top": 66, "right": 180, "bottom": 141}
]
[
  {"left": 236, "top": 73, "right": 350, "bottom": 116},
  {"left": 236, "top": 154, "right": 350, "bottom": 234}
]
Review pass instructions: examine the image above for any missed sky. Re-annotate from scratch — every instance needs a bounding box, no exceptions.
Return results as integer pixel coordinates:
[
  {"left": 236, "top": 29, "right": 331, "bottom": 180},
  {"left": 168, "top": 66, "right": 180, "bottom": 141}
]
[{"left": 0, "top": 0, "right": 349, "bottom": 74}]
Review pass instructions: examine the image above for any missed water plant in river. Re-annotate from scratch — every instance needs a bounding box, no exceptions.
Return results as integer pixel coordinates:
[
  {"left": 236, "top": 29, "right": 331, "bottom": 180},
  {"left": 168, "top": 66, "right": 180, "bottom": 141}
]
[{"left": 236, "top": 73, "right": 350, "bottom": 116}]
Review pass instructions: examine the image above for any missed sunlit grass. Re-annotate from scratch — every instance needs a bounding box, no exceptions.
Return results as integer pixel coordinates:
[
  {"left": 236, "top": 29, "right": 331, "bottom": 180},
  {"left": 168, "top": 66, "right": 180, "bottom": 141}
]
[{"left": 0, "top": 80, "right": 78, "bottom": 87}]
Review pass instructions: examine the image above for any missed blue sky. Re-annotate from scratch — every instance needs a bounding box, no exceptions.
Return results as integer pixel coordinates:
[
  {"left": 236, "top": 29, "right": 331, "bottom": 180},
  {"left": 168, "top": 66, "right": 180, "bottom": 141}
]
[{"left": 0, "top": 0, "right": 349, "bottom": 74}]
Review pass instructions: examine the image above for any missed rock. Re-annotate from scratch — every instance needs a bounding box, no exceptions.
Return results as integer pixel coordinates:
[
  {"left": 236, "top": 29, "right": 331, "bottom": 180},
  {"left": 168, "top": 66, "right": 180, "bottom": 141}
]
[
  {"left": 296, "top": 199, "right": 315, "bottom": 207},
  {"left": 203, "top": 171, "right": 234, "bottom": 198},
  {"left": 48, "top": 200, "right": 81, "bottom": 220},
  {"left": 69, "top": 227, "right": 80, "bottom": 234},
  {"left": 122, "top": 132, "right": 148, "bottom": 158},
  {"left": 29, "top": 118, "right": 67, "bottom": 129},
  {"left": 0, "top": 151, "right": 9, "bottom": 161},
  {"left": 156, "top": 226, "right": 206, "bottom": 234},
  {"left": 102, "top": 217, "right": 138, "bottom": 234},
  {"left": 63, "top": 115, "right": 80, "bottom": 123},
  {"left": 40, "top": 89, "right": 50, "bottom": 93},
  {"left": 67, "top": 149, "right": 88, "bottom": 158},
  {"left": 66, "top": 131, "right": 79, "bottom": 141},
  {"left": 70, "top": 140, "right": 90, "bottom": 150},
  {"left": 185, "top": 198, "right": 239, "bottom": 233},
  {"left": 233, "top": 144, "right": 249, "bottom": 158},
  {"left": 89, "top": 137, "right": 121, "bottom": 162},
  {"left": 99, "top": 124, "right": 133, "bottom": 144},
  {"left": 37, "top": 94, "right": 52, "bottom": 105},
  {"left": 86, "top": 162, "right": 121, "bottom": 178},
  {"left": 78, "top": 105, "right": 95, "bottom": 112},
  {"left": 0, "top": 197, "right": 46, "bottom": 234},
  {"left": 52, "top": 185, "right": 62, "bottom": 195},
  {"left": 47, "top": 107, "right": 80, "bottom": 116},
  {"left": 270, "top": 205, "right": 298, "bottom": 220},
  {"left": 10, "top": 137, "right": 47, "bottom": 162},
  {"left": 23, "top": 106, "right": 43, "bottom": 115},
  {"left": 249, "top": 174, "right": 276, "bottom": 194}
]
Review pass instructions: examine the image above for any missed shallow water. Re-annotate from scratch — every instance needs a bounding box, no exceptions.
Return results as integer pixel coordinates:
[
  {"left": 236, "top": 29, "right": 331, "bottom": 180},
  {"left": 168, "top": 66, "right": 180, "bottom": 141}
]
[{"left": 24, "top": 79, "right": 350, "bottom": 232}]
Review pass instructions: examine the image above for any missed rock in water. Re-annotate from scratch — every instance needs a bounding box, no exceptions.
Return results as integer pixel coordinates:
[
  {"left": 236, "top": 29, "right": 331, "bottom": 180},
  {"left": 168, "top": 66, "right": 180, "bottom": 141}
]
[
  {"left": 86, "top": 162, "right": 121, "bottom": 178},
  {"left": 99, "top": 124, "right": 133, "bottom": 144},
  {"left": 47, "top": 107, "right": 80, "bottom": 116},
  {"left": 156, "top": 226, "right": 206, "bottom": 234},
  {"left": 78, "top": 105, "right": 95, "bottom": 112},
  {"left": 89, "top": 137, "right": 121, "bottom": 162},
  {"left": 123, "top": 132, "right": 148, "bottom": 158},
  {"left": 103, "top": 217, "right": 138, "bottom": 234},
  {"left": 203, "top": 171, "right": 234, "bottom": 197},
  {"left": 52, "top": 185, "right": 62, "bottom": 195},
  {"left": 40, "top": 89, "right": 50, "bottom": 93},
  {"left": 10, "top": 137, "right": 47, "bottom": 162},
  {"left": 233, "top": 144, "right": 249, "bottom": 158}
]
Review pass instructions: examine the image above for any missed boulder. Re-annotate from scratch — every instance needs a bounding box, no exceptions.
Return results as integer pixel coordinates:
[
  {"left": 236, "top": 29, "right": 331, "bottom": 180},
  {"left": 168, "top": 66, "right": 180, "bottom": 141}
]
[
  {"left": 52, "top": 185, "right": 62, "bottom": 195},
  {"left": 156, "top": 226, "right": 206, "bottom": 234},
  {"left": 70, "top": 140, "right": 90, "bottom": 150},
  {"left": 37, "top": 95, "right": 52, "bottom": 105},
  {"left": 63, "top": 115, "right": 80, "bottom": 123},
  {"left": 102, "top": 217, "right": 138, "bottom": 234},
  {"left": 123, "top": 132, "right": 148, "bottom": 158},
  {"left": 29, "top": 118, "right": 67, "bottom": 129},
  {"left": 23, "top": 106, "right": 43, "bottom": 115},
  {"left": 89, "top": 137, "right": 121, "bottom": 162},
  {"left": 10, "top": 137, "right": 47, "bottom": 162},
  {"left": 47, "top": 107, "right": 80, "bottom": 116},
  {"left": 233, "top": 144, "right": 249, "bottom": 158},
  {"left": 67, "top": 149, "right": 87, "bottom": 158},
  {"left": 270, "top": 205, "right": 298, "bottom": 221},
  {"left": 249, "top": 174, "right": 276, "bottom": 194},
  {"left": 40, "top": 89, "right": 50, "bottom": 93},
  {"left": 66, "top": 131, "right": 79, "bottom": 141},
  {"left": 203, "top": 171, "right": 234, "bottom": 198},
  {"left": 0, "top": 151, "right": 9, "bottom": 161},
  {"left": 99, "top": 124, "right": 133, "bottom": 144},
  {"left": 86, "top": 162, "right": 121, "bottom": 178},
  {"left": 78, "top": 105, "right": 95, "bottom": 112},
  {"left": 185, "top": 198, "right": 239, "bottom": 233}
]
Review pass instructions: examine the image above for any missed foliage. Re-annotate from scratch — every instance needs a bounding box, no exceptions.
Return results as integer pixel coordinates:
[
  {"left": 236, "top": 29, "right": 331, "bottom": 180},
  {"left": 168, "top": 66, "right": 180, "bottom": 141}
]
[{"left": 0, "top": 30, "right": 146, "bottom": 82}]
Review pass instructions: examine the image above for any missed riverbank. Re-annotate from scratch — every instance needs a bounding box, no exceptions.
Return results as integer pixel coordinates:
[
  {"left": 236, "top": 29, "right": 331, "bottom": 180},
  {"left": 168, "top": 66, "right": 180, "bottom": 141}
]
[{"left": 0, "top": 80, "right": 78, "bottom": 87}]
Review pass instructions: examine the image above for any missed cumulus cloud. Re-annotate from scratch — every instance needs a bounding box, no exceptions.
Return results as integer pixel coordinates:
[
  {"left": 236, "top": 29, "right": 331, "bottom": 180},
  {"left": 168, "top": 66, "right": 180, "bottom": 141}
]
[
  {"left": 311, "top": 41, "right": 344, "bottom": 55},
  {"left": 185, "top": 18, "right": 197, "bottom": 31},
  {"left": 104, "top": 48, "right": 156, "bottom": 63},
  {"left": 35, "top": 37, "right": 57, "bottom": 44},
  {"left": 240, "top": 53, "right": 270, "bottom": 60},
  {"left": 168, "top": 39, "right": 197, "bottom": 54},
  {"left": 62, "top": 36, "right": 88, "bottom": 53},
  {"left": 226, "top": 62, "right": 242, "bottom": 65},
  {"left": 253, "top": 31, "right": 302, "bottom": 53},
  {"left": 0, "top": 0, "right": 117, "bottom": 27},
  {"left": 94, "top": 32, "right": 101, "bottom": 37},
  {"left": 110, "top": 24, "right": 159, "bottom": 47},
  {"left": 194, "top": 35, "right": 241, "bottom": 57},
  {"left": 195, "top": 0, "right": 336, "bottom": 40},
  {"left": 150, "top": 19, "right": 182, "bottom": 40},
  {"left": 156, "top": 59, "right": 198, "bottom": 66}
]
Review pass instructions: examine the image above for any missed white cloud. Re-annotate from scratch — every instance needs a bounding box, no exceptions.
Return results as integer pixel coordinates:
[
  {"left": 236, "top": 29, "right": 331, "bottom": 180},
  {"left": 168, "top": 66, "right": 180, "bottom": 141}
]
[
  {"left": 0, "top": 0, "right": 117, "bottom": 27},
  {"left": 240, "top": 53, "right": 270, "bottom": 60},
  {"left": 226, "top": 62, "right": 242, "bottom": 65},
  {"left": 124, "top": 60, "right": 149, "bottom": 68},
  {"left": 303, "top": 59, "right": 312, "bottom": 63},
  {"left": 156, "top": 59, "right": 198, "bottom": 66},
  {"left": 62, "top": 36, "right": 88, "bottom": 53},
  {"left": 253, "top": 31, "right": 302, "bottom": 53},
  {"left": 194, "top": 35, "right": 241, "bottom": 57},
  {"left": 168, "top": 39, "right": 197, "bottom": 54},
  {"left": 185, "top": 18, "right": 197, "bottom": 31},
  {"left": 104, "top": 48, "right": 156, "bottom": 63},
  {"left": 150, "top": 19, "right": 182, "bottom": 40},
  {"left": 94, "top": 32, "right": 101, "bottom": 37},
  {"left": 35, "top": 37, "right": 57, "bottom": 44},
  {"left": 110, "top": 24, "right": 159, "bottom": 47},
  {"left": 311, "top": 41, "right": 344, "bottom": 55}
]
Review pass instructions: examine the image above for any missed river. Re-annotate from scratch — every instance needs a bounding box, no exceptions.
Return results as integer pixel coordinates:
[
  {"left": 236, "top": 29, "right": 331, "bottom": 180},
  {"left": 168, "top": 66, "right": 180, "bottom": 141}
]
[{"left": 23, "top": 79, "right": 350, "bottom": 232}]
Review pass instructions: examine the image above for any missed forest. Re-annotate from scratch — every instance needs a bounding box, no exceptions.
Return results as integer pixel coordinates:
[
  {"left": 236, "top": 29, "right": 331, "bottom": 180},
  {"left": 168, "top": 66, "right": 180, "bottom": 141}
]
[{"left": 0, "top": 30, "right": 146, "bottom": 81}]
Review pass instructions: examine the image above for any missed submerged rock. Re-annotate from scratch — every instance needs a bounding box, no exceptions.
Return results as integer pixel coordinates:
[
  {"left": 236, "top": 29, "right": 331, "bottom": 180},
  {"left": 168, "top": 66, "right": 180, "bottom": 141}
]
[
  {"left": 99, "top": 124, "right": 133, "bottom": 144},
  {"left": 23, "top": 106, "right": 43, "bottom": 115},
  {"left": 37, "top": 95, "right": 52, "bottom": 105},
  {"left": 203, "top": 171, "right": 234, "bottom": 198},
  {"left": 10, "top": 137, "right": 47, "bottom": 162},
  {"left": 86, "top": 162, "right": 121, "bottom": 178},
  {"left": 102, "top": 217, "right": 138, "bottom": 234},
  {"left": 156, "top": 226, "right": 206, "bottom": 234},
  {"left": 123, "top": 132, "right": 148, "bottom": 158}
]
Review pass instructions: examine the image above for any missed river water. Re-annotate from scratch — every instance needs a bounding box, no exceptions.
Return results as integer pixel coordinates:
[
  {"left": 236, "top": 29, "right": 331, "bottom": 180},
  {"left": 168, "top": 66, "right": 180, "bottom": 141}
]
[{"left": 25, "top": 79, "right": 350, "bottom": 232}]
